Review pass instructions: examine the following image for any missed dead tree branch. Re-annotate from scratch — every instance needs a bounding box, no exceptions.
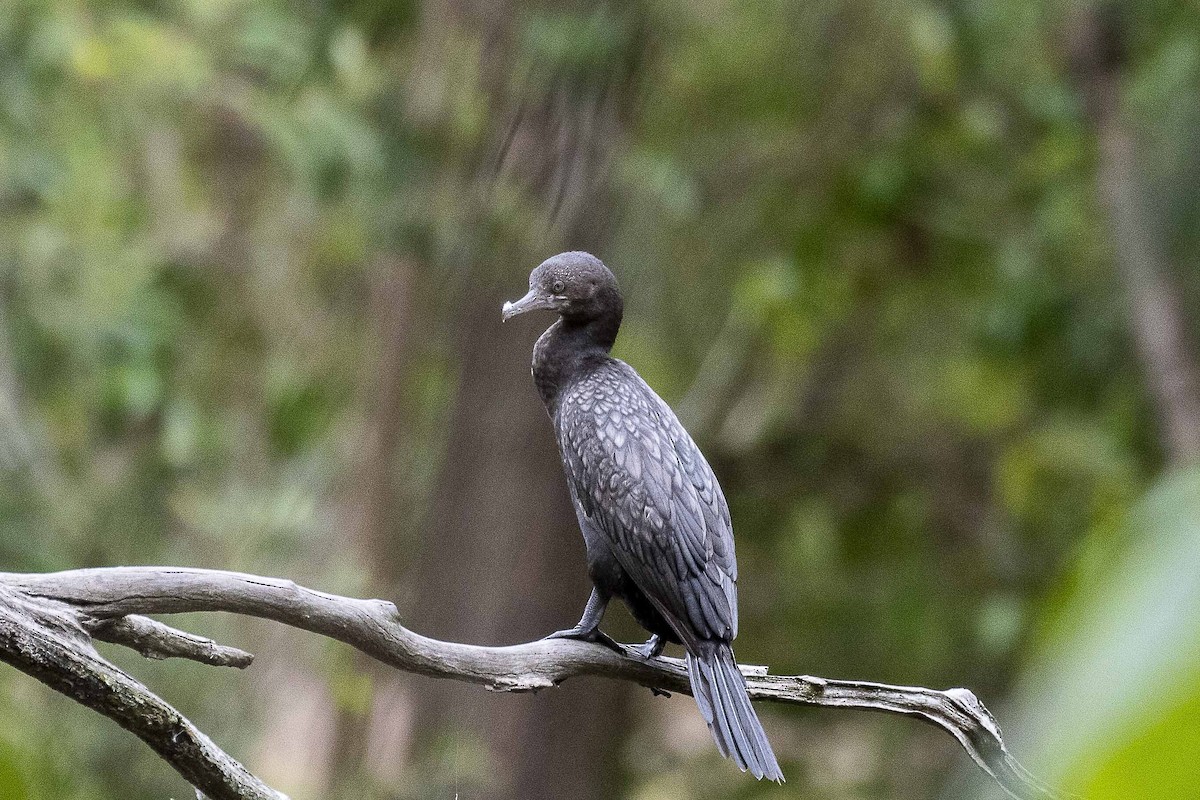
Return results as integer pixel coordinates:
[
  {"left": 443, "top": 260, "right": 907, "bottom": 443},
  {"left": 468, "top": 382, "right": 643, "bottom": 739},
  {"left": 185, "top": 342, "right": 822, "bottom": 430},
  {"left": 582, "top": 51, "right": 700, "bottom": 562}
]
[
  {"left": 85, "top": 614, "right": 255, "bottom": 668},
  {"left": 0, "top": 567, "right": 1061, "bottom": 800},
  {"left": 0, "top": 582, "right": 284, "bottom": 800}
]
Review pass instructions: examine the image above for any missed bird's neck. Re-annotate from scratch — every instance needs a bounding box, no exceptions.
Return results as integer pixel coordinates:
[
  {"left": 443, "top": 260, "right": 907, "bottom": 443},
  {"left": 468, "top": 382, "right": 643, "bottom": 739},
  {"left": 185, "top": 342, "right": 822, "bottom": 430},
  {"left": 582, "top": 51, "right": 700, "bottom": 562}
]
[{"left": 533, "top": 313, "right": 621, "bottom": 412}]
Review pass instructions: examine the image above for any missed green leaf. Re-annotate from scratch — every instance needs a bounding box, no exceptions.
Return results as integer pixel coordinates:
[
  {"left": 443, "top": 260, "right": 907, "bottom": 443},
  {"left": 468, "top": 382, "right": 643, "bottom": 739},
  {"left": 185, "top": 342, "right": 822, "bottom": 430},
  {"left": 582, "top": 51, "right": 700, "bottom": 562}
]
[{"left": 962, "top": 467, "right": 1200, "bottom": 799}]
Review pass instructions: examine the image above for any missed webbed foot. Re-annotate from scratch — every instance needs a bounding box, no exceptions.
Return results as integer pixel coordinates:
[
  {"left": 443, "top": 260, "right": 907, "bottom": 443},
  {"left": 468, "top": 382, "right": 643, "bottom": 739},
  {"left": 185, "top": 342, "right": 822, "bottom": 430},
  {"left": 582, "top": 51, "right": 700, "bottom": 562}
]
[
  {"left": 633, "top": 634, "right": 665, "bottom": 659},
  {"left": 543, "top": 625, "right": 594, "bottom": 641},
  {"left": 542, "top": 626, "right": 622, "bottom": 653}
]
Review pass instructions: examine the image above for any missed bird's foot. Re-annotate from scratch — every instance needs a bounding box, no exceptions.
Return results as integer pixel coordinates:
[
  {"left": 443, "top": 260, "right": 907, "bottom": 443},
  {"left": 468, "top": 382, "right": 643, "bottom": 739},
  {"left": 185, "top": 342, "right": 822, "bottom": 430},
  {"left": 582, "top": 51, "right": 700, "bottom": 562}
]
[
  {"left": 632, "top": 634, "right": 665, "bottom": 660},
  {"left": 542, "top": 625, "right": 595, "bottom": 641},
  {"left": 542, "top": 627, "right": 623, "bottom": 653}
]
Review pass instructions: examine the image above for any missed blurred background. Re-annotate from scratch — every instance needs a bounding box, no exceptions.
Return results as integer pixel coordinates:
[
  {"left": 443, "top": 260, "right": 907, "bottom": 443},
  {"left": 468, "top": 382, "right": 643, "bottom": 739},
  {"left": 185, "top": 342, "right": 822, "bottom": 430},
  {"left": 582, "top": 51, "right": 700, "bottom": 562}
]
[{"left": 2, "top": 1, "right": 1199, "bottom": 798}]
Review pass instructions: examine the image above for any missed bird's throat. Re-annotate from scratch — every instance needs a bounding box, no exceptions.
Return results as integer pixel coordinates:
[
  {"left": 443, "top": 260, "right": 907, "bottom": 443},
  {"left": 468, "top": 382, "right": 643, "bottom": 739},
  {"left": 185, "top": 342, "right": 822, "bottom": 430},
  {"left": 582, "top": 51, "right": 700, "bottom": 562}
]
[{"left": 532, "top": 317, "right": 618, "bottom": 413}]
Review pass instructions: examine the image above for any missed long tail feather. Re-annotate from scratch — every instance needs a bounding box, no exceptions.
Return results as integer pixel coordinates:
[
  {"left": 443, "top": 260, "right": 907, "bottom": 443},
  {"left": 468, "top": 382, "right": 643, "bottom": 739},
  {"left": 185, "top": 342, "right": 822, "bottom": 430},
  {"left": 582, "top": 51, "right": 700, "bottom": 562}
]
[{"left": 686, "top": 643, "right": 784, "bottom": 782}]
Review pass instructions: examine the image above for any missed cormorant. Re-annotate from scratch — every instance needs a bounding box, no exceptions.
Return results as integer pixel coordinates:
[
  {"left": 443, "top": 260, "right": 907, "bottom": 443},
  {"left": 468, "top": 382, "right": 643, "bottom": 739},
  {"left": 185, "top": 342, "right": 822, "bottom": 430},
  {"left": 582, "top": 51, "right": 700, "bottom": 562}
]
[{"left": 502, "top": 251, "right": 784, "bottom": 781}]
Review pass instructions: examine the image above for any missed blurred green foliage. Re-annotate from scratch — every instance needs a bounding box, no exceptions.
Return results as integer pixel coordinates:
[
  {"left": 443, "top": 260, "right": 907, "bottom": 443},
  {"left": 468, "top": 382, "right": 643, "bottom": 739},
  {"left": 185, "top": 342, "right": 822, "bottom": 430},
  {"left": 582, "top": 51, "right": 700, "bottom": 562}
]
[
  {"left": 960, "top": 467, "right": 1200, "bottom": 800},
  {"left": 2, "top": 0, "right": 1199, "bottom": 798}
]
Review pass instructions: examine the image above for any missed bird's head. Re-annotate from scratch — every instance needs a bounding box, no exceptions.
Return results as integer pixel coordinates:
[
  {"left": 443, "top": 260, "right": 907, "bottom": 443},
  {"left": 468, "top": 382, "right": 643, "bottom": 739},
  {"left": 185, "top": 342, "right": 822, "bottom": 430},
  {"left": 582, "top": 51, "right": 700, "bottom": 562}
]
[{"left": 502, "top": 251, "right": 621, "bottom": 324}]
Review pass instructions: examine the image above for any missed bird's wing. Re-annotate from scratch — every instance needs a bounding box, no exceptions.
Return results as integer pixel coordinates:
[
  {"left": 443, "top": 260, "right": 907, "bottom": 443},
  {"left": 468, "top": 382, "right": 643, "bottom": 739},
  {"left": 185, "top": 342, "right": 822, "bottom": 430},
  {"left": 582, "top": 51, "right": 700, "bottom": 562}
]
[{"left": 559, "top": 361, "right": 738, "bottom": 646}]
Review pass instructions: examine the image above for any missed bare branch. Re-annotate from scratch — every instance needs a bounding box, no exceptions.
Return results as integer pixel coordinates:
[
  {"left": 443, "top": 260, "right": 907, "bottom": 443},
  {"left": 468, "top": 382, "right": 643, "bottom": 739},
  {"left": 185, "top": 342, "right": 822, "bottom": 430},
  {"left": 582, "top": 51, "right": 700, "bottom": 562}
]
[
  {"left": 85, "top": 614, "right": 254, "bottom": 668},
  {"left": 750, "top": 677, "right": 1063, "bottom": 799},
  {"left": 0, "top": 583, "right": 283, "bottom": 800},
  {"left": 0, "top": 567, "right": 1061, "bottom": 800}
]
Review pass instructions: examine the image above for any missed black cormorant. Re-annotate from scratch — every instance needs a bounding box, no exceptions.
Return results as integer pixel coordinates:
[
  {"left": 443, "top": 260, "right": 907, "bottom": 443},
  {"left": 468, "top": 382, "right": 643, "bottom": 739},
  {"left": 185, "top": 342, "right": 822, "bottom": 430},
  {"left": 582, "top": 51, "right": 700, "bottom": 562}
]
[{"left": 502, "top": 251, "right": 784, "bottom": 781}]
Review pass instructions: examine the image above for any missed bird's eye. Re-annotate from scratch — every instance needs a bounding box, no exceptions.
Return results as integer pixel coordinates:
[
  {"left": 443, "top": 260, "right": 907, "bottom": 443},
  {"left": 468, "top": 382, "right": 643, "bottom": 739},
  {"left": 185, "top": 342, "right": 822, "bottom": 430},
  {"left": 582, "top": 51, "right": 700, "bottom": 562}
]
[{"left": 551, "top": 280, "right": 565, "bottom": 294}]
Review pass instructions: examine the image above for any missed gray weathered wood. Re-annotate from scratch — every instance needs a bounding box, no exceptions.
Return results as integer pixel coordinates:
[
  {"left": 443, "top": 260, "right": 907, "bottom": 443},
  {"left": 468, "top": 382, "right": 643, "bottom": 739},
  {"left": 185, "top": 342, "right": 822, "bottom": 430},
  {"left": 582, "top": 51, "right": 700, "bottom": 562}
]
[
  {"left": 85, "top": 614, "right": 254, "bottom": 668},
  {"left": 0, "top": 567, "right": 1060, "bottom": 800},
  {"left": 0, "top": 582, "right": 284, "bottom": 800}
]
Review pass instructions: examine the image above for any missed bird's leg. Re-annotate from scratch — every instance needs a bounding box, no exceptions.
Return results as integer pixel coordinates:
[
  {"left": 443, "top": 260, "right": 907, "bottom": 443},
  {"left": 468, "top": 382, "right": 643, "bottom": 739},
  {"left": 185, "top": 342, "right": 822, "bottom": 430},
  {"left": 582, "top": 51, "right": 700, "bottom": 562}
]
[
  {"left": 633, "top": 634, "right": 665, "bottom": 659},
  {"left": 542, "top": 588, "right": 621, "bottom": 652}
]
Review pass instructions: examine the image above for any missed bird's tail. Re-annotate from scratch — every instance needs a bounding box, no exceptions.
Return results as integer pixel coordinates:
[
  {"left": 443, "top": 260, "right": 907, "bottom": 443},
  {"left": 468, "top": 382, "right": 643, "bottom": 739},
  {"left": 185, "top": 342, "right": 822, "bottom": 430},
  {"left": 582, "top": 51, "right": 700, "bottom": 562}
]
[{"left": 686, "top": 642, "right": 784, "bottom": 782}]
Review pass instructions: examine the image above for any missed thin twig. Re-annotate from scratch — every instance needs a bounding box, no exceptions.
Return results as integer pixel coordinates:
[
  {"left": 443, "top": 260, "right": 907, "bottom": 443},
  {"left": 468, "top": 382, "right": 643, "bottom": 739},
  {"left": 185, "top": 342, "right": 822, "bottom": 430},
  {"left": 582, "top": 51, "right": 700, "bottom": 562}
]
[{"left": 85, "top": 614, "right": 254, "bottom": 668}]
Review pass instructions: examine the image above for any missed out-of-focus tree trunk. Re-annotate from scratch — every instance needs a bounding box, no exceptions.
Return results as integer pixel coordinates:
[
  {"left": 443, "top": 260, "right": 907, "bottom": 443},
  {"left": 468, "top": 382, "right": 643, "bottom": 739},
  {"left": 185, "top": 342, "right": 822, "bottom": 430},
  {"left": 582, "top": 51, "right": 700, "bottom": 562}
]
[
  {"left": 410, "top": 266, "right": 626, "bottom": 800},
  {"left": 405, "top": 6, "right": 638, "bottom": 797},
  {"left": 354, "top": 257, "right": 420, "bottom": 585},
  {"left": 0, "top": 300, "right": 30, "bottom": 471},
  {"left": 1070, "top": 6, "right": 1200, "bottom": 464},
  {"left": 323, "top": 256, "right": 421, "bottom": 795},
  {"left": 321, "top": 4, "right": 642, "bottom": 799}
]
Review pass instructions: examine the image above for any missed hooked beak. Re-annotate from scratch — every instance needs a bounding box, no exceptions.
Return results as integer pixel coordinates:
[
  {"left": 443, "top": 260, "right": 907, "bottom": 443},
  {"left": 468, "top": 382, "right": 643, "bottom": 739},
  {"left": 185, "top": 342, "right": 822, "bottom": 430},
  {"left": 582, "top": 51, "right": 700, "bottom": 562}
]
[{"left": 501, "top": 289, "right": 557, "bottom": 321}]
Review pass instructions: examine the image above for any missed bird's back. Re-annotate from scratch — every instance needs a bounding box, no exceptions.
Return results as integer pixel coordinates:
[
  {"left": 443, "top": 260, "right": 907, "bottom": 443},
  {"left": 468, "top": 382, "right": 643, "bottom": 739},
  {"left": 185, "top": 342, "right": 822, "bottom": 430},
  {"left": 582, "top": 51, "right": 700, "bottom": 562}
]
[{"left": 554, "top": 358, "right": 739, "bottom": 647}]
